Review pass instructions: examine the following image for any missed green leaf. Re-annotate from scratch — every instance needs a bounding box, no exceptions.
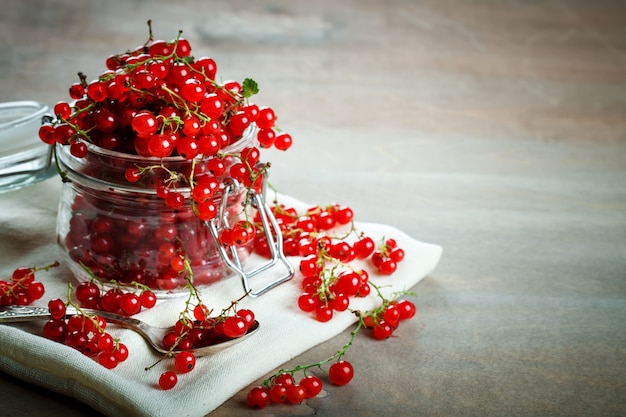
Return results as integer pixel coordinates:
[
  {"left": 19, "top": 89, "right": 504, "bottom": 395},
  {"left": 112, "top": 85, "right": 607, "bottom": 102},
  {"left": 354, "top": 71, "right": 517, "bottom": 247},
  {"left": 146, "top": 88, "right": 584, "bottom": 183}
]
[{"left": 242, "top": 78, "right": 259, "bottom": 98}]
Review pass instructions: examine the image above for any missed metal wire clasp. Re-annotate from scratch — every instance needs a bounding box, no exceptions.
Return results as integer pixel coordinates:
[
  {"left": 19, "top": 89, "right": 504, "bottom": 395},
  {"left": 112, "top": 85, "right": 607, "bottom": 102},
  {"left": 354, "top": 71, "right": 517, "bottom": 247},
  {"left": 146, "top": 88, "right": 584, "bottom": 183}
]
[{"left": 207, "top": 179, "right": 294, "bottom": 297}]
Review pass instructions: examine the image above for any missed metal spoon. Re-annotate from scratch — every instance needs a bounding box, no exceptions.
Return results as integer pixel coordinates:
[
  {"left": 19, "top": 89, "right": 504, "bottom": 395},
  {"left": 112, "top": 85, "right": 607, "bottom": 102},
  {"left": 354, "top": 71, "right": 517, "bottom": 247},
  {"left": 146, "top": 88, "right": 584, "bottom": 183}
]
[{"left": 0, "top": 304, "right": 259, "bottom": 356}]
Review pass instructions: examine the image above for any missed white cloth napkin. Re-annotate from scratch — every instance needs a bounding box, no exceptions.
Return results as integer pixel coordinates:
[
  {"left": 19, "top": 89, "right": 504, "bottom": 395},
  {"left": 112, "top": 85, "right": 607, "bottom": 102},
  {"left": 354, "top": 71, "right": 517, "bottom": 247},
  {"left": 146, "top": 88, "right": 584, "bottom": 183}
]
[{"left": 0, "top": 179, "right": 442, "bottom": 417}]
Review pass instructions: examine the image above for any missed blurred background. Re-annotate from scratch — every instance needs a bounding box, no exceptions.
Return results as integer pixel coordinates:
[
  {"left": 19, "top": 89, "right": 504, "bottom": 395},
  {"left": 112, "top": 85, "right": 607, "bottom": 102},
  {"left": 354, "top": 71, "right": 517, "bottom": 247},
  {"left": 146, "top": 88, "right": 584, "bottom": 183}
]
[{"left": 1, "top": 0, "right": 625, "bottom": 416}]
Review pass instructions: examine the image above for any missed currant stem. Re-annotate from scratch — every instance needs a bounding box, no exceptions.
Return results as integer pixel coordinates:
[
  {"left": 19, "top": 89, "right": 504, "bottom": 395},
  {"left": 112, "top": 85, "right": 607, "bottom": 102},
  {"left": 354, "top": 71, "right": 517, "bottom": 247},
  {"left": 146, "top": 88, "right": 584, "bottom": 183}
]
[
  {"left": 52, "top": 145, "right": 71, "bottom": 183},
  {"left": 145, "top": 20, "right": 154, "bottom": 45}
]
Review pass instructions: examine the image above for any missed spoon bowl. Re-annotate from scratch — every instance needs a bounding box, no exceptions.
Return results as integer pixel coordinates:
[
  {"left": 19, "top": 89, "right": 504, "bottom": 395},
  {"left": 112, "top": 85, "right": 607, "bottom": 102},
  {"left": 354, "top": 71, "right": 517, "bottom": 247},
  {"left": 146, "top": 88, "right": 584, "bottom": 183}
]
[{"left": 0, "top": 304, "right": 259, "bottom": 356}]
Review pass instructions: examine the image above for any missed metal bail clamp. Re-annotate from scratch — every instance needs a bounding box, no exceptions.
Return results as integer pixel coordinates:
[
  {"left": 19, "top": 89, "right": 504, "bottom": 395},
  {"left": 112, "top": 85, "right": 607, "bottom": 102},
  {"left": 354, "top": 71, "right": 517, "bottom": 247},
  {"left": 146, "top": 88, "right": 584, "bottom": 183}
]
[{"left": 208, "top": 179, "right": 295, "bottom": 297}]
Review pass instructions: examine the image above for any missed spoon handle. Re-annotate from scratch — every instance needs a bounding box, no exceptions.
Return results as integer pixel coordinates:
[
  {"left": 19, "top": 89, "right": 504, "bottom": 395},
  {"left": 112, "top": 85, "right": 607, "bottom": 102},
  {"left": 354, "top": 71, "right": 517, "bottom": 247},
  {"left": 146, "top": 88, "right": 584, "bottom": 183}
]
[
  {"left": 0, "top": 305, "right": 52, "bottom": 322},
  {"left": 0, "top": 305, "right": 146, "bottom": 330}
]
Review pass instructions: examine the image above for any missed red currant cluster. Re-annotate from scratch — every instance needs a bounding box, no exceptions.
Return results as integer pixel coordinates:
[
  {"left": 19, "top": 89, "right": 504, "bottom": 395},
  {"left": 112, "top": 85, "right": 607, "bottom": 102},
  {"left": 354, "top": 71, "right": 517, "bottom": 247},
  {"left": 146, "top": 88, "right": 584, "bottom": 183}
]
[
  {"left": 153, "top": 289, "right": 256, "bottom": 390},
  {"left": 248, "top": 372, "right": 324, "bottom": 407},
  {"left": 160, "top": 305, "right": 256, "bottom": 354},
  {"left": 38, "top": 22, "right": 291, "bottom": 199},
  {"left": 253, "top": 204, "right": 355, "bottom": 257},
  {"left": 248, "top": 360, "right": 355, "bottom": 408},
  {"left": 252, "top": 203, "right": 405, "bottom": 324},
  {"left": 73, "top": 280, "right": 157, "bottom": 316},
  {"left": 247, "top": 294, "right": 416, "bottom": 409},
  {"left": 361, "top": 298, "right": 416, "bottom": 340},
  {"left": 0, "top": 262, "right": 58, "bottom": 306},
  {"left": 245, "top": 199, "right": 420, "bottom": 409},
  {"left": 371, "top": 238, "right": 406, "bottom": 275},
  {"left": 156, "top": 307, "right": 256, "bottom": 391},
  {"left": 247, "top": 334, "right": 356, "bottom": 409},
  {"left": 43, "top": 299, "right": 129, "bottom": 369},
  {"left": 217, "top": 219, "right": 256, "bottom": 247}
]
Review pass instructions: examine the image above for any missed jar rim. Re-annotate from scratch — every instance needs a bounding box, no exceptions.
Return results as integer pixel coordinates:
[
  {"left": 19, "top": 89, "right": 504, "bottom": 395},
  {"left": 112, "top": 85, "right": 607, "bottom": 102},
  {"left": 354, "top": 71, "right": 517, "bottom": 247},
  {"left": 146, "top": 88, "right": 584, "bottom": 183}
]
[{"left": 0, "top": 100, "right": 49, "bottom": 131}]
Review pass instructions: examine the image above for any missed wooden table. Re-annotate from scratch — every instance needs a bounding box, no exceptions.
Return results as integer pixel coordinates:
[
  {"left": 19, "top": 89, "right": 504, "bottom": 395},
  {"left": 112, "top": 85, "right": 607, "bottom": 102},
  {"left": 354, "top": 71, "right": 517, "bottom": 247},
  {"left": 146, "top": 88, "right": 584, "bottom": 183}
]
[{"left": 1, "top": 0, "right": 625, "bottom": 416}]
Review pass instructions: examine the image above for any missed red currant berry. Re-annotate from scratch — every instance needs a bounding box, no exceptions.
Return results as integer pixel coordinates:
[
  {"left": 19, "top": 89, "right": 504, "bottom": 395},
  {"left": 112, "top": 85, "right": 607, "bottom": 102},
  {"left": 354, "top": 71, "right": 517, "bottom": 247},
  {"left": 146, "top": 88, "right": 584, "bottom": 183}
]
[
  {"left": 373, "top": 321, "right": 394, "bottom": 340},
  {"left": 269, "top": 384, "right": 288, "bottom": 403},
  {"left": 378, "top": 259, "right": 398, "bottom": 275},
  {"left": 274, "top": 133, "right": 293, "bottom": 151},
  {"left": 297, "top": 292, "right": 319, "bottom": 313},
  {"left": 174, "top": 38, "right": 192, "bottom": 57},
  {"left": 300, "top": 375, "right": 323, "bottom": 399},
  {"left": 192, "top": 56, "right": 217, "bottom": 80},
  {"left": 26, "top": 281, "right": 45, "bottom": 301},
  {"left": 193, "top": 304, "right": 209, "bottom": 321},
  {"left": 199, "top": 93, "right": 224, "bottom": 119},
  {"left": 328, "top": 360, "right": 354, "bottom": 386},
  {"left": 131, "top": 111, "right": 158, "bottom": 138},
  {"left": 53, "top": 101, "right": 71, "bottom": 119},
  {"left": 97, "top": 333, "right": 115, "bottom": 352},
  {"left": 390, "top": 247, "right": 405, "bottom": 263},
  {"left": 100, "top": 289, "right": 121, "bottom": 313},
  {"left": 241, "top": 146, "right": 261, "bottom": 167},
  {"left": 182, "top": 115, "right": 202, "bottom": 137},
  {"left": 69, "top": 82, "right": 85, "bottom": 99},
  {"left": 48, "top": 298, "right": 67, "bottom": 320},
  {"left": 256, "top": 128, "right": 276, "bottom": 148},
  {"left": 167, "top": 62, "right": 192, "bottom": 85},
  {"left": 159, "top": 371, "right": 178, "bottom": 390},
  {"left": 272, "top": 372, "right": 294, "bottom": 387},
  {"left": 192, "top": 175, "right": 219, "bottom": 203},
  {"left": 354, "top": 236, "right": 376, "bottom": 259},
  {"left": 334, "top": 272, "right": 361, "bottom": 297},
  {"left": 299, "top": 256, "right": 319, "bottom": 278},
  {"left": 119, "top": 292, "right": 141, "bottom": 316},
  {"left": 329, "top": 241, "right": 354, "bottom": 263},
  {"left": 383, "top": 305, "right": 401, "bottom": 326},
  {"left": 286, "top": 384, "right": 306, "bottom": 404},
  {"left": 314, "top": 305, "right": 333, "bottom": 323},
  {"left": 176, "top": 137, "right": 200, "bottom": 159},
  {"left": 87, "top": 80, "right": 107, "bottom": 102},
  {"left": 174, "top": 351, "right": 196, "bottom": 373},
  {"left": 43, "top": 319, "right": 68, "bottom": 343},
  {"left": 94, "top": 108, "right": 118, "bottom": 132},
  {"left": 38, "top": 123, "right": 56, "bottom": 144},
  {"left": 247, "top": 386, "right": 270, "bottom": 409},
  {"left": 165, "top": 192, "right": 185, "bottom": 209},
  {"left": 149, "top": 40, "right": 172, "bottom": 57},
  {"left": 195, "top": 200, "right": 218, "bottom": 221},
  {"left": 180, "top": 78, "right": 205, "bottom": 103},
  {"left": 223, "top": 316, "right": 247, "bottom": 338},
  {"left": 75, "top": 282, "right": 100, "bottom": 304},
  {"left": 396, "top": 299, "right": 416, "bottom": 320},
  {"left": 357, "top": 282, "right": 371, "bottom": 297},
  {"left": 228, "top": 111, "right": 251, "bottom": 138},
  {"left": 385, "top": 238, "right": 398, "bottom": 249},
  {"left": 330, "top": 293, "right": 350, "bottom": 312},
  {"left": 97, "top": 351, "right": 119, "bottom": 369},
  {"left": 82, "top": 339, "right": 101, "bottom": 357},
  {"left": 139, "top": 290, "right": 157, "bottom": 309},
  {"left": 148, "top": 133, "right": 174, "bottom": 157},
  {"left": 70, "top": 140, "right": 89, "bottom": 158},
  {"left": 256, "top": 106, "right": 275, "bottom": 129},
  {"left": 54, "top": 123, "right": 75, "bottom": 144},
  {"left": 236, "top": 309, "right": 255, "bottom": 328}
]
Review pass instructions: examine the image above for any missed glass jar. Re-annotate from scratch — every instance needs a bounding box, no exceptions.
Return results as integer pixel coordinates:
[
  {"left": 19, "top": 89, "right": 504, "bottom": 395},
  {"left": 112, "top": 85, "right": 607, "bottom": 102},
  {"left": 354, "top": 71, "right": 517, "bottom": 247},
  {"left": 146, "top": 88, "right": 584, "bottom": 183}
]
[
  {"left": 0, "top": 101, "right": 56, "bottom": 192},
  {"left": 56, "top": 128, "right": 257, "bottom": 296}
]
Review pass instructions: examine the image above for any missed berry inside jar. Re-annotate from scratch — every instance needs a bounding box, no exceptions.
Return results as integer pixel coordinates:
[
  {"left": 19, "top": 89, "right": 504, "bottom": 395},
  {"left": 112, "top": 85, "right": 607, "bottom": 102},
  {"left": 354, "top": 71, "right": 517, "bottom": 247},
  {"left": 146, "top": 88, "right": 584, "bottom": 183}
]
[{"left": 43, "top": 23, "right": 293, "bottom": 295}]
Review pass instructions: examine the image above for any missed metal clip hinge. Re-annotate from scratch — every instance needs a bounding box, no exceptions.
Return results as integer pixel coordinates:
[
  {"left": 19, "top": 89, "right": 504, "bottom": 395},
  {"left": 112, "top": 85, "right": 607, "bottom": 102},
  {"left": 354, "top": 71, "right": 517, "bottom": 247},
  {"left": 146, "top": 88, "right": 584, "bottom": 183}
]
[{"left": 208, "top": 185, "right": 294, "bottom": 297}]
